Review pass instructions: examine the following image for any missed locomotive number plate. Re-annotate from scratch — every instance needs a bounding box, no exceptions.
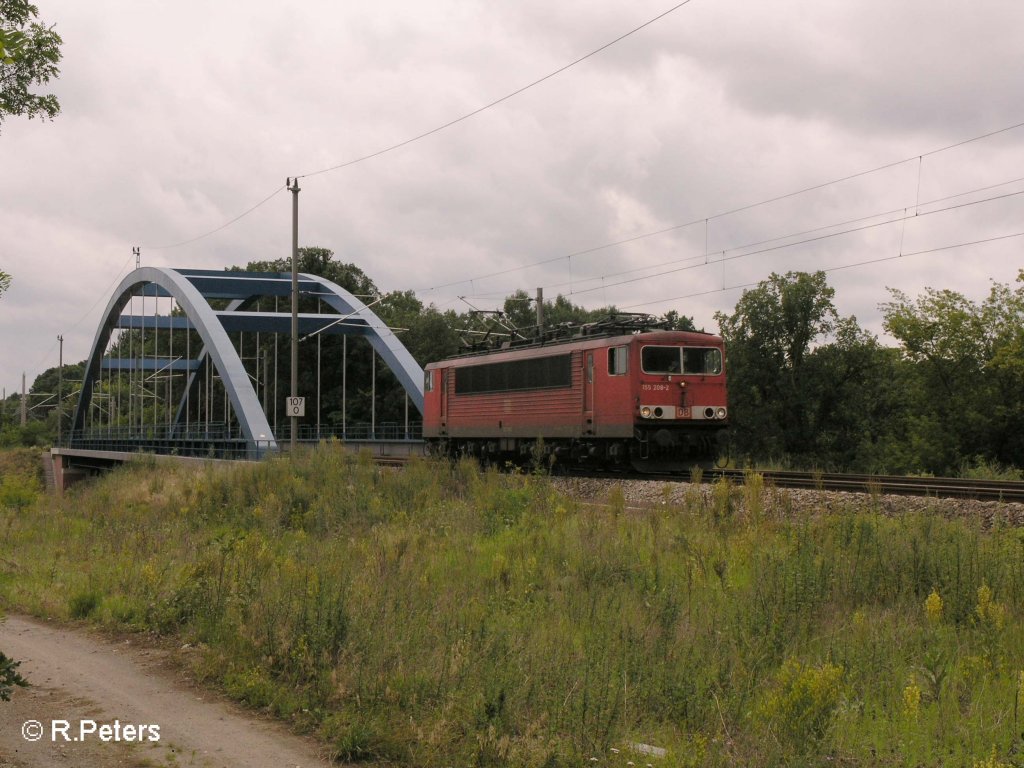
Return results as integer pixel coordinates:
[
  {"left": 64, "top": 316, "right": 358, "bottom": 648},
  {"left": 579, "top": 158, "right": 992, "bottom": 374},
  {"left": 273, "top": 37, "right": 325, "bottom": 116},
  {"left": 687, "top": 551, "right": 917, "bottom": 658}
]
[{"left": 641, "top": 384, "right": 670, "bottom": 391}]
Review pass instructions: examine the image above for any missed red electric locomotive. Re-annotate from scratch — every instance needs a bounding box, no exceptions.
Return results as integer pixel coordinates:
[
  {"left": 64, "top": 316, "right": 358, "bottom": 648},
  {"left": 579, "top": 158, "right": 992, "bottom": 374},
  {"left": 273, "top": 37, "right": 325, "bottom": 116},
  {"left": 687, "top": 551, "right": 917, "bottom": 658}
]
[{"left": 422, "top": 316, "right": 729, "bottom": 470}]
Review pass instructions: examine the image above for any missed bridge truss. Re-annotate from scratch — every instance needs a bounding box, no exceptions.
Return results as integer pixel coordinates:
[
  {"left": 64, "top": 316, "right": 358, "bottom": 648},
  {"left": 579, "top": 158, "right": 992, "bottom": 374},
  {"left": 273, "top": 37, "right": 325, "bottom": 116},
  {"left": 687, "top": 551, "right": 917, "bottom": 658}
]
[{"left": 69, "top": 267, "right": 424, "bottom": 457}]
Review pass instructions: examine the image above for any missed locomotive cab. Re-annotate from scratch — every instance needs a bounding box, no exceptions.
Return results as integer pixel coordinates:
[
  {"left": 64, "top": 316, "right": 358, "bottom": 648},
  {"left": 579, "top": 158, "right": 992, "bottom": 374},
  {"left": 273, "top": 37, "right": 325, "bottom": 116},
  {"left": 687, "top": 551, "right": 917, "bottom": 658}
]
[{"left": 631, "top": 335, "right": 729, "bottom": 468}]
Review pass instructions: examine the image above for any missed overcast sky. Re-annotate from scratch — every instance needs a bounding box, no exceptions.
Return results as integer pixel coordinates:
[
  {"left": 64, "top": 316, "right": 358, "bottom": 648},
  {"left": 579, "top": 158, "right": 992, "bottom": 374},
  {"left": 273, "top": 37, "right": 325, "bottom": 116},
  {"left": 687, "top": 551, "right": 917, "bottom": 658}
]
[{"left": 3, "top": 0, "right": 1023, "bottom": 398}]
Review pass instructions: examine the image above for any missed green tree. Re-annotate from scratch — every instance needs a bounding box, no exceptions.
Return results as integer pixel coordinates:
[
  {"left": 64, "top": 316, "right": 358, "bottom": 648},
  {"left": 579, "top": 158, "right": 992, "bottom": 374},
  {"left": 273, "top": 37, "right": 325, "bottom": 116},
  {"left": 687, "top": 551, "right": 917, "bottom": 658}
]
[
  {"left": 715, "top": 270, "right": 903, "bottom": 469},
  {"left": 500, "top": 289, "right": 618, "bottom": 334},
  {"left": 500, "top": 289, "right": 692, "bottom": 337},
  {"left": 798, "top": 318, "right": 906, "bottom": 471},
  {"left": 0, "top": 1, "right": 62, "bottom": 129},
  {"left": 881, "top": 271, "right": 1024, "bottom": 472},
  {"left": 715, "top": 271, "right": 839, "bottom": 460},
  {"left": 0, "top": 269, "right": 10, "bottom": 296},
  {"left": 982, "top": 275, "right": 1024, "bottom": 464},
  {"left": 662, "top": 309, "right": 697, "bottom": 332}
]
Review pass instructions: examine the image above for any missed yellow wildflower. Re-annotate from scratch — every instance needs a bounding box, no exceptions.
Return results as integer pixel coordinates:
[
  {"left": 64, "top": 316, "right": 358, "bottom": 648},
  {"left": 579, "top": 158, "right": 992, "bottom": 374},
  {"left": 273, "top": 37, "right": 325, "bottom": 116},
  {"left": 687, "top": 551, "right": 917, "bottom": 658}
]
[
  {"left": 924, "top": 589, "right": 943, "bottom": 625},
  {"left": 976, "top": 583, "right": 1006, "bottom": 631},
  {"left": 902, "top": 683, "right": 921, "bottom": 720},
  {"left": 972, "top": 745, "right": 1011, "bottom": 768}
]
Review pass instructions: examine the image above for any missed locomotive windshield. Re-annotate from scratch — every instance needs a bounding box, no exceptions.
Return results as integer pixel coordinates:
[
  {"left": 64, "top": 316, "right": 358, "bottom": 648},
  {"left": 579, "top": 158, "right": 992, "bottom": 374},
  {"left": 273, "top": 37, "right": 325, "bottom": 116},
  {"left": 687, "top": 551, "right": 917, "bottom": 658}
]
[{"left": 641, "top": 346, "right": 722, "bottom": 375}]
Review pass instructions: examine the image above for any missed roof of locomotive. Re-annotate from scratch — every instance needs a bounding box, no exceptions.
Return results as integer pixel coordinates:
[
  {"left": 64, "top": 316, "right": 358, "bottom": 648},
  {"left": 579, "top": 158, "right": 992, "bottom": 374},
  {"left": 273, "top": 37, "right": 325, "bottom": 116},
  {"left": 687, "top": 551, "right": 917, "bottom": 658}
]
[{"left": 426, "top": 325, "right": 723, "bottom": 370}]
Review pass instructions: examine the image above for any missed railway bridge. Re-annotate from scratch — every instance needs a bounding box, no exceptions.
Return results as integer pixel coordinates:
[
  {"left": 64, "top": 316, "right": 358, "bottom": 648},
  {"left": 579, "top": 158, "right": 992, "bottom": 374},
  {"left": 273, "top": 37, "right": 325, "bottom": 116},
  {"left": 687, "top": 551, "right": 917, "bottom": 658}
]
[{"left": 58, "top": 267, "right": 425, "bottom": 479}]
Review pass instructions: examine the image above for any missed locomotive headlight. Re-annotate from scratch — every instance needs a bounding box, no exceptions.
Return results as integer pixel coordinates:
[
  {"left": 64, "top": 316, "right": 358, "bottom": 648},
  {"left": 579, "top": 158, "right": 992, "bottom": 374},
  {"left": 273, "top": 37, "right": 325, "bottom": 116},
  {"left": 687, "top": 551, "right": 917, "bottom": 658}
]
[
  {"left": 640, "top": 406, "right": 652, "bottom": 418},
  {"left": 716, "top": 407, "right": 727, "bottom": 420}
]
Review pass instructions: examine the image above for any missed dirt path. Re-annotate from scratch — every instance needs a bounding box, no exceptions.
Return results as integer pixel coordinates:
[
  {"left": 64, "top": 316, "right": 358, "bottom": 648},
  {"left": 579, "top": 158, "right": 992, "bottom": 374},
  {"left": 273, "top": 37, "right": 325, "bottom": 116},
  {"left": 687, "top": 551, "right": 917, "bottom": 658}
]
[{"left": 0, "top": 616, "right": 333, "bottom": 768}]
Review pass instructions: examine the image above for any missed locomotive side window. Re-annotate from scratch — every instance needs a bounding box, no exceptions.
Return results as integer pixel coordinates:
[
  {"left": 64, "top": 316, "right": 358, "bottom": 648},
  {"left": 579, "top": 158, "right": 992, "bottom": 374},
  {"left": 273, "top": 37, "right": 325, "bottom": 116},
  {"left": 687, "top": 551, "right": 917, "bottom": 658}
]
[
  {"left": 642, "top": 346, "right": 723, "bottom": 375},
  {"left": 455, "top": 354, "right": 572, "bottom": 394},
  {"left": 682, "top": 348, "right": 722, "bottom": 375},
  {"left": 424, "top": 370, "right": 434, "bottom": 392},
  {"left": 608, "top": 346, "right": 628, "bottom": 376}
]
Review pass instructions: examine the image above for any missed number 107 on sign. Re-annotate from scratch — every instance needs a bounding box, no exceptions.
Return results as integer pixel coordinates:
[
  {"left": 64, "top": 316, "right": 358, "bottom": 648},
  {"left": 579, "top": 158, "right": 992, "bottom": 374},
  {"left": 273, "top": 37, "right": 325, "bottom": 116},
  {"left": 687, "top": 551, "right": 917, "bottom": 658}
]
[{"left": 286, "top": 397, "right": 305, "bottom": 417}]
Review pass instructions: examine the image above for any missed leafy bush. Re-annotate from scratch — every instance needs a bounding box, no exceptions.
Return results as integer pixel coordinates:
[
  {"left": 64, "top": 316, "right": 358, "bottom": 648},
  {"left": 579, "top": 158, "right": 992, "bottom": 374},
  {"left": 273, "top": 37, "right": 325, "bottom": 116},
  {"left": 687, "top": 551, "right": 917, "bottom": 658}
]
[
  {"left": 758, "top": 658, "right": 845, "bottom": 754},
  {"left": 68, "top": 589, "right": 101, "bottom": 619},
  {"left": 0, "top": 650, "right": 29, "bottom": 701}
]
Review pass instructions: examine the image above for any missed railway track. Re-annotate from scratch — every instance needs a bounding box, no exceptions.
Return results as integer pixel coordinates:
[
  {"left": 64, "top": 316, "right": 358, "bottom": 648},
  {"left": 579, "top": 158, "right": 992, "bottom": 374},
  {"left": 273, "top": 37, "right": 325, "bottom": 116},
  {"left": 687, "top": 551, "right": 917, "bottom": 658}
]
[
  {"left": 705, "top": 468, "right": 1024, "bottom": 503},
  {"left": 368, "top": 454, "right": 1024, "bottom": 504}
]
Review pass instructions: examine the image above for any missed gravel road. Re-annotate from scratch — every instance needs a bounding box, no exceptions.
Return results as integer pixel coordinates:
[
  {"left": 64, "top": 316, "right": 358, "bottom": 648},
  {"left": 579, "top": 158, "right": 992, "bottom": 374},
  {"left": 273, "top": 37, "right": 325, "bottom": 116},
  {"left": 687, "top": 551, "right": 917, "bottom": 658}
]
[{"left": 0, "top": 616, "right": 332, "bottom": 768}]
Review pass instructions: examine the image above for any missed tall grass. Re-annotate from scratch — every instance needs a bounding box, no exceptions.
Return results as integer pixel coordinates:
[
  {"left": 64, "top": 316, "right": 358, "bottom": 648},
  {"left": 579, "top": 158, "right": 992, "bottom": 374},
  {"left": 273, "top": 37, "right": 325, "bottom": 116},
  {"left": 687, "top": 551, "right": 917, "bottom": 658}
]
[{"left": 2, "top": 446, "right": 1024, "bottom": 766}]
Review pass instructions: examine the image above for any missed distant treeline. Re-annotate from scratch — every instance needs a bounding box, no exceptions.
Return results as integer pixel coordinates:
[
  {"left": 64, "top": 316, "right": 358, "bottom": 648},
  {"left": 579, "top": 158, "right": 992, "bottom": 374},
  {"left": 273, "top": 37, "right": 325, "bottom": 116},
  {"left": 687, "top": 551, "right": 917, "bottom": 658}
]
[{"left": 717, "top": 269, "right": 1024, "bottom": 476}]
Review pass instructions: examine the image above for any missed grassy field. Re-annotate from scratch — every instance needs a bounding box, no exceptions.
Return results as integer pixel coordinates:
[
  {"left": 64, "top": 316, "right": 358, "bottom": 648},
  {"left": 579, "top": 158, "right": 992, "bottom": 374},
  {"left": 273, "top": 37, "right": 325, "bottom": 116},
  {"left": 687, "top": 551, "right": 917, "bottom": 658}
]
[{"left": 2, "top": 446, "right": 1024, "bottom": 766}]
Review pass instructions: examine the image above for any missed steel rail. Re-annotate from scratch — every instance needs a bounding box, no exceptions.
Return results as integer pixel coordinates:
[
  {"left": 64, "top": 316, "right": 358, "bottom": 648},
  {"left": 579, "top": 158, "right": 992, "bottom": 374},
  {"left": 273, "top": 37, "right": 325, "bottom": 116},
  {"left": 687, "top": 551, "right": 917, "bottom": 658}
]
[{"left": 708, "top": 469, "right": 1024, "bottom": 503}]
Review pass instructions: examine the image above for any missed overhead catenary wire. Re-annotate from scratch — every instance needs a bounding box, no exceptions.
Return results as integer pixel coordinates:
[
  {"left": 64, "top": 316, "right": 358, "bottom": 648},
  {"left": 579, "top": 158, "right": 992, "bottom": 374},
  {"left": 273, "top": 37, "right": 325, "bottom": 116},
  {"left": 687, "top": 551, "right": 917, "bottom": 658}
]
[
  {"left": 140, "top": 184, "right": 287, "bottom": 251},
  {"left": 458, "top": 175, "right": 1024, "bottom": 303},
  {"left": 567, "top": 186, "right": 1024, "bottom": 298},
  {"left": 295, "top": 1, "right": 696, "bottom": 181},
  {"left": 621, "top": 229, "right": 1024, "bottom": 311},
  {"left": 23, "top": 249, "right": 142, "bottom": 381},
  {"left": 544, "top": 187, "right": 1024, "bottom": 301},
  {"left": 116, "top": 2, "right": 697, "bottom": 276},
  {"left": 412, "top": 120, "right": 1024, "bottom": 296},
  {"left": 116, "top": 30, "right": 1023, "bottom": 304}
]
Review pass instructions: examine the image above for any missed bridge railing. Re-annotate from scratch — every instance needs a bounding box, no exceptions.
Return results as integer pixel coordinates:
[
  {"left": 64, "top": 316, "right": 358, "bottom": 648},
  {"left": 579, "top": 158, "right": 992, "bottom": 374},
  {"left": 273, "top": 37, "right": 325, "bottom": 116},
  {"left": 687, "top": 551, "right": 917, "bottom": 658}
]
[
  {"left": 64, "top": 425, "right": 271, "bottom": 460},
  {"left": 63, "top": 421, "right": 424, "bottom": 460},
  {"left": 294, "top": 422, "right": 423, "bottom": 441}
]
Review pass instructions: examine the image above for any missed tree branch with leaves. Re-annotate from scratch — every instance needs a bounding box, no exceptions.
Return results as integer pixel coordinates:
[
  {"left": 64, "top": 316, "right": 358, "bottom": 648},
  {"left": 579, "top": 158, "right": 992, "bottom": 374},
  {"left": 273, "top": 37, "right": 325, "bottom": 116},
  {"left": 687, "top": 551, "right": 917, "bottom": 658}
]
[{"left": 0, "top": 0, "right": 62, "bottom": 130}]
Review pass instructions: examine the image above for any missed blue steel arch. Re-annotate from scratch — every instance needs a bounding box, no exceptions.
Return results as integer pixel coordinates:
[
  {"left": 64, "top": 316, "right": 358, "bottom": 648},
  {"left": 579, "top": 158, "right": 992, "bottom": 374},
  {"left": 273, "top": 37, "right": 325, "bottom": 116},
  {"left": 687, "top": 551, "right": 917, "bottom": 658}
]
[
  {"left": 301, "top": 272, "right": 424, "bottom": 414},
  {"left": 73, "top": 267, "right": 276, "bottom": 451},
  {"left": 72, "top": 267, "right": 426, "bottom": 454}
]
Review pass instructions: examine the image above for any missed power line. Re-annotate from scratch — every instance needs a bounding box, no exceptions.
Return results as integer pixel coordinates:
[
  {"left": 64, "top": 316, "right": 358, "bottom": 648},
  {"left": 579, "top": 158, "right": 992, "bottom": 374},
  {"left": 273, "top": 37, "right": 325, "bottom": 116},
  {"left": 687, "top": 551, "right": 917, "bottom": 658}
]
[
  {"left": 140, "top": 184, "right": 286, "bottom": 251},
  {"left": 26, "top": 181, "right": 283, "bottom": 384},
  {"left": 459, "top": 175, "right": 1024, "bottom": 302},
  {"left": 296, "top": 1, "right": 696, "bottom": 180},
  {"left": 559, "top": 187, "right": 1024, "bottom": 300},
  {"left": 620, "top": 230, "right": 1024, "bottom": 311},
  {"left": 127, "top": 3, "right": 696, "bottom": 257},
  {"left": 24, "top": 250, "right": 140, "bottom": 383},
  {"left": 413, "top": 119, "right": 1024, "bottom": 295}
]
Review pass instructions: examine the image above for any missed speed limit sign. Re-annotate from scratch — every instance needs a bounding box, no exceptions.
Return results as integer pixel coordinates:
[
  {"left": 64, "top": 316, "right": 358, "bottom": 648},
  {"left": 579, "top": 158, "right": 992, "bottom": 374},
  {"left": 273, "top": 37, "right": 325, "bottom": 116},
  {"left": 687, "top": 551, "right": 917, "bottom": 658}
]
[{"left": 286, "top": 396, "right": 305, "bottom": 417}]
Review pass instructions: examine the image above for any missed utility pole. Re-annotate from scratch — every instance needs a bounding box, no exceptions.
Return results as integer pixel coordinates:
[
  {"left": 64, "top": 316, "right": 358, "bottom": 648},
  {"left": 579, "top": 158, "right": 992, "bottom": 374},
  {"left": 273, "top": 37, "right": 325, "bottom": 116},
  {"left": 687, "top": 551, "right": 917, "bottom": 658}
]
[
  {"left": 288, "top": 177, "right": 301, "bottom": 453},
  {"left": 134, "top": 246, "right": 140, "bottom": 270},
  {"left": 21, "top": 372, "right": 27, "bottom": 426},
  {"left": 536, "top": 287, "right": 544, "bottom": 336},
  {"left": 57, "top": 335, "right": 63, "bottom": 444},
  {"left": 262, "top": 349, "right": 269, "bottom": 416}
]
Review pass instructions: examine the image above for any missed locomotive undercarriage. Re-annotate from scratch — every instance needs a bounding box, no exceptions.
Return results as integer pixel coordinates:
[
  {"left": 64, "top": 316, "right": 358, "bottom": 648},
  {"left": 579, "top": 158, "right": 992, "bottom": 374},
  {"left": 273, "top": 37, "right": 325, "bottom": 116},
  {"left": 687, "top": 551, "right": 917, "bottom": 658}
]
[{"left": 431, "top": 425, "right": 728, "bottom": 472}]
